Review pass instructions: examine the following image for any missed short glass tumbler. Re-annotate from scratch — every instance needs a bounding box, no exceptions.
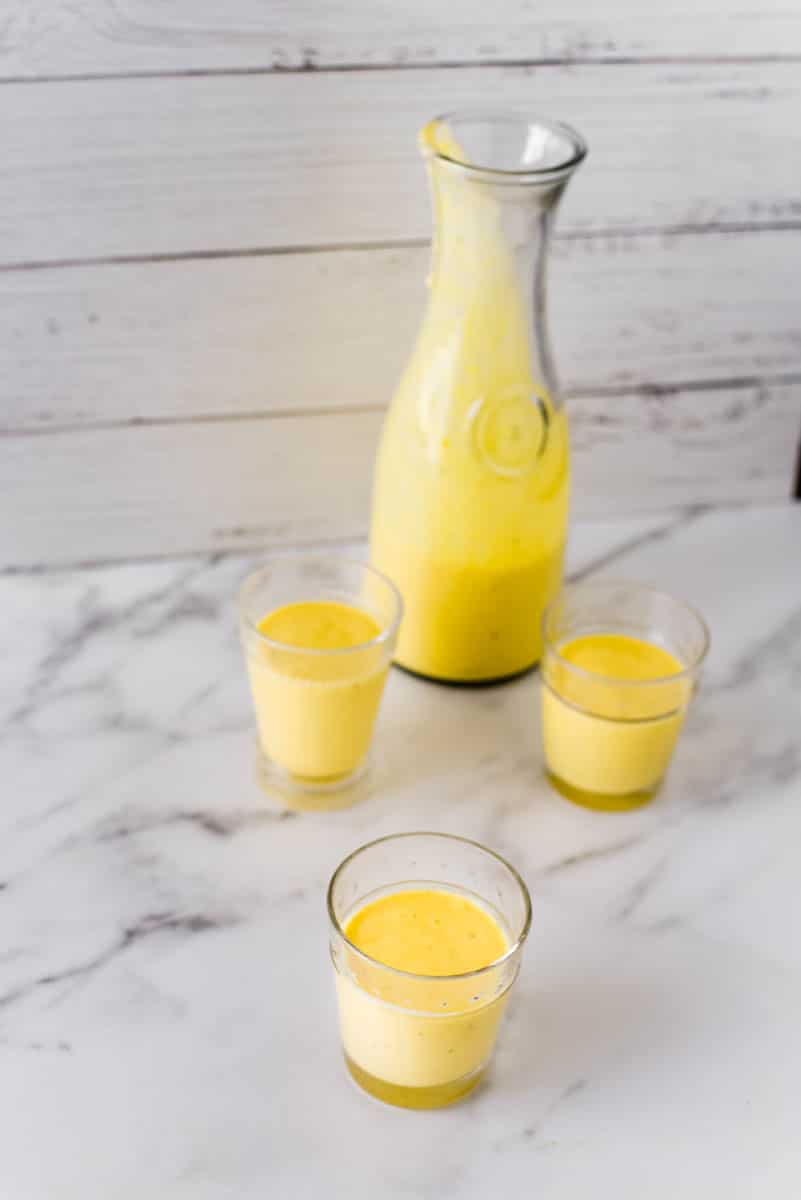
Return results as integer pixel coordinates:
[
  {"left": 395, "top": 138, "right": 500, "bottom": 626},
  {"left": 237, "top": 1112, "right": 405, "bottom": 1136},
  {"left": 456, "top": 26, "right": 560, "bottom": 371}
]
[
  {"left": 239, "top": 557, "right": 402, "bottom": 809},
  {"left": 541, "top": 580, "right": 709, "bottom": 811},
  {"left": 328, "top": 832, "right": 532, "bottom": 1109}
]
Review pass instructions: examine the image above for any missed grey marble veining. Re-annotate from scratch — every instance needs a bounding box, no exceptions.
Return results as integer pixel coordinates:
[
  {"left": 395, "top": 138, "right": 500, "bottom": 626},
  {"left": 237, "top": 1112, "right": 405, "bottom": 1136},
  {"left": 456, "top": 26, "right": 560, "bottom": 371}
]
[{"left": 1, "top": 506, "right": 800, "bottom": 1198}]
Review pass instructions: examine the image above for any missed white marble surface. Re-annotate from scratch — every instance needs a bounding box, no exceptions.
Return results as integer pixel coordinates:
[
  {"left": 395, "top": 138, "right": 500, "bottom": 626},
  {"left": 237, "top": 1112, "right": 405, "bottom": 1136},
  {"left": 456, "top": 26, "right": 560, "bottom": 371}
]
[{"left": 1, "top": 504, "right": 800, "bottom": 1199}]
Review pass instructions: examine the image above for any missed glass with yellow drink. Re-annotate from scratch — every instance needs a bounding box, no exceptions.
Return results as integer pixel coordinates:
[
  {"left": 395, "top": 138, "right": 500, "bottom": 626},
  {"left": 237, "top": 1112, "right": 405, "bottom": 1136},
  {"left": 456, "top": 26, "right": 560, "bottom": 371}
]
[
  {"left": 239, "top": 558, "right": 402, "bottom": 810},
  {"left": 541, "top": 581, "right": 709, "bottom": 811},
  {"left": 328, "top": 833, "right": 531, "bottom": 1109}
]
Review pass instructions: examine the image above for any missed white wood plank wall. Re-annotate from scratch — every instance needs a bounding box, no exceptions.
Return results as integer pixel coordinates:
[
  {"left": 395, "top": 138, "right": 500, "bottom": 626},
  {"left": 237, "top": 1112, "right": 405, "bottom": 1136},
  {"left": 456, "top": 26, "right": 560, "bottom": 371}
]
[{"left": 1, "top": 2, "right": 799, "bottom": 568}]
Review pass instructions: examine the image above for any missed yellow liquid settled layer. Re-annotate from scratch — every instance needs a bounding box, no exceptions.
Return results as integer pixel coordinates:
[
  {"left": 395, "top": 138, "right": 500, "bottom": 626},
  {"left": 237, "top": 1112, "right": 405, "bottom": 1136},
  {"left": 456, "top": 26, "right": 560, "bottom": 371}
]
[
  {"left": 336, "top": 888, "right": 512, "bottom": 1107},
  {"left": 343, "top": 1055, "right": 487, "bottom": 1110},
  {"left": 246, "top": 600, "right": 387, "bottom": 782},
  {"left": 542, "top": 633, "right": 690, "bottom": 809}
]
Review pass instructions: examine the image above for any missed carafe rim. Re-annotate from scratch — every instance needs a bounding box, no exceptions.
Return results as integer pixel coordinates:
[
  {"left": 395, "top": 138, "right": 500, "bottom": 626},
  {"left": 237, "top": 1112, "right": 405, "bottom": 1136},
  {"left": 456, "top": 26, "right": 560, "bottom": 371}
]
[{"left": 421, "top": 110, "right": 588, "bottom": 183}]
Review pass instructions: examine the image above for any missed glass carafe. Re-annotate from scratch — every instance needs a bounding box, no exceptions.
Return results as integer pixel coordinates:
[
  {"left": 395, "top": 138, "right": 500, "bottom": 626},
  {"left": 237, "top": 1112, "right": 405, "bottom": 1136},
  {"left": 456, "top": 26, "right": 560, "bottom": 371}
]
[{"left": 370, "top": 112, "right": 587, "bottom": 683}]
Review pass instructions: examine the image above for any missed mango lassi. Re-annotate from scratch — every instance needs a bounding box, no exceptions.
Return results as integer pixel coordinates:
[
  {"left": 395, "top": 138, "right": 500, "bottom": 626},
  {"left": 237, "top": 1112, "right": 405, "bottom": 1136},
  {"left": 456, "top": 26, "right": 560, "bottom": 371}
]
[
  {"left": 329, "top": 833, "right": 532, "bottom": 1109},
  {"left": 245, "top": 599, "right": 388, "bottom": 785},
  {"left": 542, "top": 633, "right": 691, "bottom": 810},
  {"left": 336, "top": 887, "right": 512, "bottom": 1108},
  {"left": 370, "top": 116, "right": 579, "bottom": 682}
]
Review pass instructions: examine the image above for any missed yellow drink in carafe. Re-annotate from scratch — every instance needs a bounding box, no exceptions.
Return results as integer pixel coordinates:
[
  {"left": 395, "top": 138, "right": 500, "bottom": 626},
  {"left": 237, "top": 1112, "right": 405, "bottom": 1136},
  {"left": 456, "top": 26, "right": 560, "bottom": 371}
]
[{"left": 370, "top": 120, "right": 570, "bottom": 682}]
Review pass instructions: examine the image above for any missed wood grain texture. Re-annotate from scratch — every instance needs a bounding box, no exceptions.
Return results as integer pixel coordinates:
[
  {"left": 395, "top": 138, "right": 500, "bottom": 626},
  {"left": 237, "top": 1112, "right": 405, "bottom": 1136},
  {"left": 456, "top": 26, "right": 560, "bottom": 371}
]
[
  {"left": 1, "top": 6, "right": 798, "bottom": 568},
  {"left": 0, "top": 0, "right": 800, "bottom": 79},
  {"left": 3, "top": 382, "right": 797, "bottom": 569},
  {"left": 1, "top": 63, "right": 800, "bottom": 268},
  {"left": 3, "top": 229, "right": 800, "bottom": 432}
]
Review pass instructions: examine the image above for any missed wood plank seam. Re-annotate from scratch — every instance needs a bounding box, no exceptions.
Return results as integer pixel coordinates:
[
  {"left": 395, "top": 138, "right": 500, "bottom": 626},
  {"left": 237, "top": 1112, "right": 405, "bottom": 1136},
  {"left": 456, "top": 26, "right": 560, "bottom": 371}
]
[
  {"left": 2, "top": 222, "right": 800, "bottom": 276},
  {"left": 3, "top": 390, "right": 795, "bottom": 568},
  {"left": 2, "top": 500, "right": 794, "bottom": 578},
  {"left": 3, "top": 53, "right": 801, "bottom": 86},
  {"left": 4, "top": 373, "right": 801, "bottom": 440}
]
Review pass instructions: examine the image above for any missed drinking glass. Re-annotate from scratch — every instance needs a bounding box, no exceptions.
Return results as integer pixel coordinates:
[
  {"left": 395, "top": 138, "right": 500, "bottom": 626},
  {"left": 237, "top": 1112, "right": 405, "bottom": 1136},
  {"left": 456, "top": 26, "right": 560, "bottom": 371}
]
[
  {"left": 541, "top": 580, "right": 709, "bottom": 810},
  {"left": 239, "top": 556, "right": 402, "bottom": 810},
  {"left": 328, "top": 832, "right": 532, "bottom": 1108}
]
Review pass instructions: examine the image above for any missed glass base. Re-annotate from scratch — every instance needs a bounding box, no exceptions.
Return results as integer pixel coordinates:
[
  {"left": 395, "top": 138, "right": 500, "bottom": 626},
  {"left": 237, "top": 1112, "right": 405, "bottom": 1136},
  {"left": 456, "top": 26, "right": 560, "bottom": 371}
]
[
  {"left": 255, "top": 750, "right": 371, "bottom": 813},
  {"left": 545, "top": 768, "right": 661, "bottom": 812},
  {"left": 344, "top": 1053, "right": 486, "bottom": 1109}
]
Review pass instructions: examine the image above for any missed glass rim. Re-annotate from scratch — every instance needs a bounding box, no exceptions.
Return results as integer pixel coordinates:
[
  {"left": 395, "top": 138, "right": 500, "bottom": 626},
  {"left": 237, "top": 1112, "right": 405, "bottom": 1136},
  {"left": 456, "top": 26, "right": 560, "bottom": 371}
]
[
  {"left": 239, "top": 555, "right": 404, "bottom": 657},
  {"left": 421, "top": 110, "right": 588, "bottom": 180},
  {"left": 542, "top": 579, "right": 711, "bottom": 688},
  {"left": 327, "top": 831, "right": 532, "bottom": 984}
]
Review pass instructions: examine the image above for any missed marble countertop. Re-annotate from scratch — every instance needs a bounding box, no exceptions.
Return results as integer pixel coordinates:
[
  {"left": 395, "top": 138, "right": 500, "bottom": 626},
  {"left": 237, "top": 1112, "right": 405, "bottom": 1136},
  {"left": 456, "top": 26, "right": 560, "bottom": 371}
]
[{"left": 2, "top": 503, "right": 800, "bottom": 1199}]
